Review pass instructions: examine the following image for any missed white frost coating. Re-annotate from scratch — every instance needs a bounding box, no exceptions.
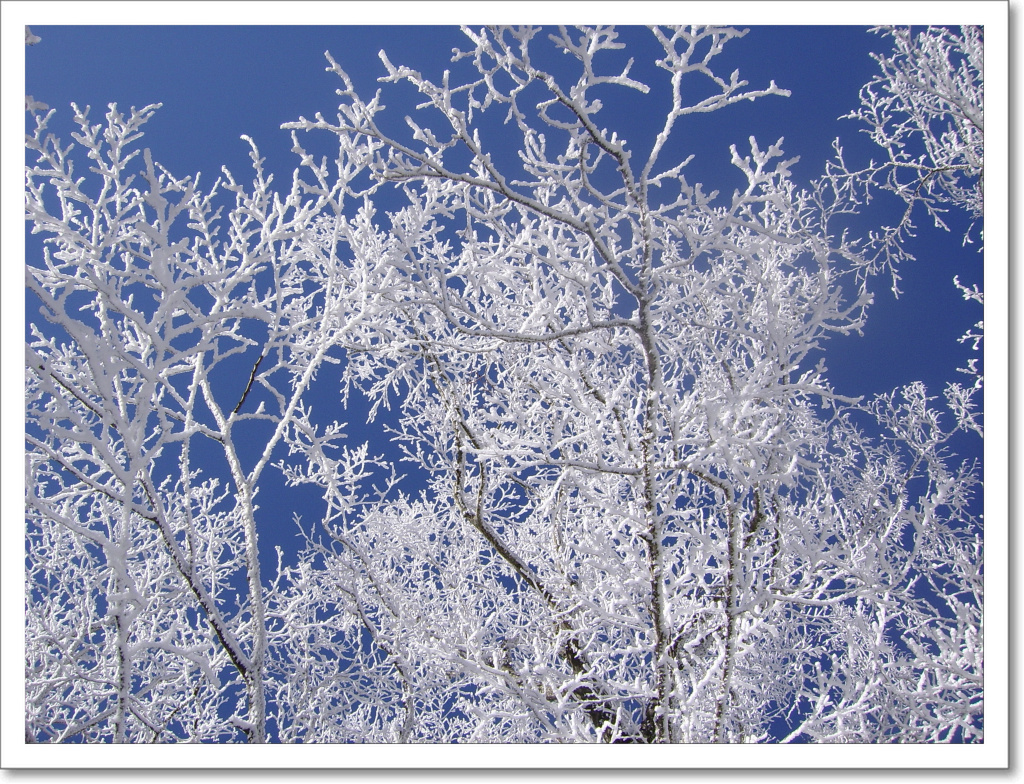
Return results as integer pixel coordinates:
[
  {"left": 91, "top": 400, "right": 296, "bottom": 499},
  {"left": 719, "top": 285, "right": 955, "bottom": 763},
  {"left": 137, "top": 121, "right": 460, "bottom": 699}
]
[
  {"left": 25, "top": 25, "right": 982, "bottom": 744},
  {"left": 826, "top": 25, "right": 984, "bottom": 292}
]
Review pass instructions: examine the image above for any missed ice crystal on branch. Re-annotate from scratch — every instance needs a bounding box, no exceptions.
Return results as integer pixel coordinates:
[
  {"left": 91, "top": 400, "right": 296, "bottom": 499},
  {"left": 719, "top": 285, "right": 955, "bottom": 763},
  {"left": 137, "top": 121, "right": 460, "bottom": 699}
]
[{"left": 25, "top": 25, "right": 982, "bottom": 744}]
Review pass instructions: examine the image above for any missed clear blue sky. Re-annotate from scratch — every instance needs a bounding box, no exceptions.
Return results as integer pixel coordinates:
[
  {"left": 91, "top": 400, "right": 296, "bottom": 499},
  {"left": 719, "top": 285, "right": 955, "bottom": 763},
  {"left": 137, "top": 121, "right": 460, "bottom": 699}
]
[{"left": 24, "top": 23, "right": 984, "bottom": 571}]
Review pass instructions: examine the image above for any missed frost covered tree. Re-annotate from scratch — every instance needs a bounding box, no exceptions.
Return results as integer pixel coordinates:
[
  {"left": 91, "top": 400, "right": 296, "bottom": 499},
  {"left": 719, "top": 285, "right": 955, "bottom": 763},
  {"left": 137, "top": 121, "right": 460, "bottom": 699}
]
[
  {"left": 828, "top": 26, "right": 983, "bottom": 289},
  {"left": 24, "top": 104, "right": 361, "bottom": 741},
  {"left": 829, "top": 25, "right": 985, "bottom": 399},
  {"left": 25, "top": 25, "right": 983, "bottom": 743}
]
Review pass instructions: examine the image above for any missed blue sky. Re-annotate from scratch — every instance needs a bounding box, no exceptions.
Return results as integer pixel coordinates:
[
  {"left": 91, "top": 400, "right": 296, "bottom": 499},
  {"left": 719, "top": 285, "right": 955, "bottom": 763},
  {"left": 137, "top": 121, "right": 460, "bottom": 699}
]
[
  {"left": 7, "top": 0, "right": 1014, "bottom": 762},
  {"left": 23, "top": 22, "right": 983, "bottom": 390},
  {"left": 22, "top": 21, "right": 985, "bottom": 573}
]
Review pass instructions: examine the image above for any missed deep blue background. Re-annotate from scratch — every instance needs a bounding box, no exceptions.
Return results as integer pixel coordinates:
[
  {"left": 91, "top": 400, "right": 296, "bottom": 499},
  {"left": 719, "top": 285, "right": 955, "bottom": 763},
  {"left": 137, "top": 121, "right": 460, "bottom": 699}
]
[{"left": 25, "top": 24, "right": 983, "bottom": 581}]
